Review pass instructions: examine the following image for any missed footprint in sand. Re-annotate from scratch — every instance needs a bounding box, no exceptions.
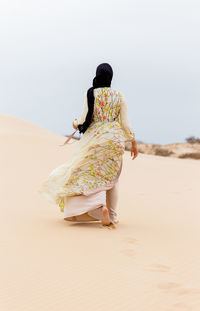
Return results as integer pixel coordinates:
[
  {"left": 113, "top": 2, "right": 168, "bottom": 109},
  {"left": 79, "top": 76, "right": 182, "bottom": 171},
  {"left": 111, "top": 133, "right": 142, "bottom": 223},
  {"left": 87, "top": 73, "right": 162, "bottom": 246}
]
[
  {"left": 176, "top": 288, "right": 193, "bottom": 296},
  {"left": 158, "top": 282, "right": 200, "bottom": 296},
  {"left": 158, "top": 283, "right": 196, "bottom": 311},
  {"left": 157, "top": 282, "right": 181, "bottom": 290},
  {"left": 120, "top": 237, "right": 139, "bottom": 257},
  {"left": 158, "top": 282, "right": 200, "bottom": 310},
  {"left": 120, "top": 249, "right": 135, "bottom": 257},
  {"left": 123, "top": 237, "right": 138, "bottom": 244},
  {"left": 146, "top": 263, "right": 171, "bottom": 272}
]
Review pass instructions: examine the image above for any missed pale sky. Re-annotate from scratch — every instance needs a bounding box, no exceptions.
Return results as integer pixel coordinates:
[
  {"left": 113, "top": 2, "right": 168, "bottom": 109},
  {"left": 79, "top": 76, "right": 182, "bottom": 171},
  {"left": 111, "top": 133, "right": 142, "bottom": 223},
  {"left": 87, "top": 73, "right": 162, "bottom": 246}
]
[{"left": 0, "top": 0, "right": 199, "bottom": 144}]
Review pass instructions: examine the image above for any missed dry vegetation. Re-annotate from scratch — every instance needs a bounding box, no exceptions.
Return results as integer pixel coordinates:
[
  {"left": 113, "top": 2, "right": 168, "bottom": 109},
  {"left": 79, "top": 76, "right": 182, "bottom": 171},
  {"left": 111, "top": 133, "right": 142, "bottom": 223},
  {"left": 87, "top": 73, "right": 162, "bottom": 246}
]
[{"left": 178, "top": 153, "right": 200, "bottom": 160}]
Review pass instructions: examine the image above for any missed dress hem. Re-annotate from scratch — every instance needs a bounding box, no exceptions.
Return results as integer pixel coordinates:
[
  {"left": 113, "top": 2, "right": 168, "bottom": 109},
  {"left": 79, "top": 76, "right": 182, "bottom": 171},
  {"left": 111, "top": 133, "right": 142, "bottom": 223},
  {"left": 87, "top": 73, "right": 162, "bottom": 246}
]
[{"left": 64, "top": 204, "right": 106, "bottom": 220}]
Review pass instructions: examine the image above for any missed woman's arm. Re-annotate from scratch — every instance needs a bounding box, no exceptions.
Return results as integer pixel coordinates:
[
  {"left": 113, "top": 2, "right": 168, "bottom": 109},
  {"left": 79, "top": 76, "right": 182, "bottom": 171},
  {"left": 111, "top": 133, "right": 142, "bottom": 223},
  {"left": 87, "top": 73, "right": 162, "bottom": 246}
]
[
  {"left": 73, "top": 92, "right": 88, "bottom": 129},
  {"left": 119, "top": 92, "right": 135, "bottom": 141},
  {"left": 119, "top": 92, "right": 138, "bottom": 160}
]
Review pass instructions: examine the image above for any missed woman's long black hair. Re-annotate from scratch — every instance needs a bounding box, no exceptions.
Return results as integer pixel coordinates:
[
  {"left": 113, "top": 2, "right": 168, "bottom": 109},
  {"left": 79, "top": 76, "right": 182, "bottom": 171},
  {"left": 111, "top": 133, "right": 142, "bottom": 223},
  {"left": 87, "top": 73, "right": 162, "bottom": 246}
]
[{"left": 78, "top": 63, "right": 113, "bottom": 134}]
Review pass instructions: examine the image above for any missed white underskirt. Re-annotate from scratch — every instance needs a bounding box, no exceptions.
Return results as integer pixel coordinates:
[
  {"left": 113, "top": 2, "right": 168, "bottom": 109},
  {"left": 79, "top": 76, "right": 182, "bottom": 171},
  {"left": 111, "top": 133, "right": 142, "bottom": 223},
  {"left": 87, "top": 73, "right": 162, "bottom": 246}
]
[{"left": 63, "top": 190, "right": 106, "bottom": 221}]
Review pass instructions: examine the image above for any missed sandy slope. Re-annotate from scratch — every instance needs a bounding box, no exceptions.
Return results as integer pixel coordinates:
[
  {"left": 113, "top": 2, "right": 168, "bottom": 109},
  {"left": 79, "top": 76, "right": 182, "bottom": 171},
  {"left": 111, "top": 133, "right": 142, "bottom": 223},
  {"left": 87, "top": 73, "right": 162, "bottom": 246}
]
[{"left": 0, "top": 114, "right": 200, "bottom": 311}]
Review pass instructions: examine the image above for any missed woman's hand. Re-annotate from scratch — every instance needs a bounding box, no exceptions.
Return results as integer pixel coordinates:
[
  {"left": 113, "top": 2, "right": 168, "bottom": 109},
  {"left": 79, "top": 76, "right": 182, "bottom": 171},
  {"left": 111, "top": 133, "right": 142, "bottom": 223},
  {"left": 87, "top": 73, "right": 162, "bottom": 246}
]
[
  {"left": 131, "top": 140, "right": 138, "bottom": 160},
  {"left": 72, "top": 119, "right": 78, "bottom": 130}
]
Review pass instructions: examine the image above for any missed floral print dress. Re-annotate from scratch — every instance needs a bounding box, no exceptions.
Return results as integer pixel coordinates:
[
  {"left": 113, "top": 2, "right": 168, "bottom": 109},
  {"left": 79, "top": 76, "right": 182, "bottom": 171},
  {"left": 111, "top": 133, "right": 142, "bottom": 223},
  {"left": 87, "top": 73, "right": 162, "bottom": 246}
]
[{"left": 39, "top": 87, "right": 135, "bottom": 217}]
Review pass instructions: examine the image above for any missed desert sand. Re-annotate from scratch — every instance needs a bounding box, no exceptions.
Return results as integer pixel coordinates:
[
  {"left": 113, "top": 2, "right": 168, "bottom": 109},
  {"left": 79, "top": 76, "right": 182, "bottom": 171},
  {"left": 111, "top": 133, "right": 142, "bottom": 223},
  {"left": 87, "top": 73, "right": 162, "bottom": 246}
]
[{"left": 1, "top": 113, "right": 200, "bottom": 311}]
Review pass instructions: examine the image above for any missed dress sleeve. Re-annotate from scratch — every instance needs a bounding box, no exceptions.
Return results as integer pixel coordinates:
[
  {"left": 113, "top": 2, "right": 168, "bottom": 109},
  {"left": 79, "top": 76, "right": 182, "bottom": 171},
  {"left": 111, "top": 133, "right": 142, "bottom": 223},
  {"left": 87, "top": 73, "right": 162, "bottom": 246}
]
[
  {"left": 76, "top": 92, "right": 88, "bottom": 126},
  {"left": 119, "top": 92, "right": 135, "bottom": 142}
]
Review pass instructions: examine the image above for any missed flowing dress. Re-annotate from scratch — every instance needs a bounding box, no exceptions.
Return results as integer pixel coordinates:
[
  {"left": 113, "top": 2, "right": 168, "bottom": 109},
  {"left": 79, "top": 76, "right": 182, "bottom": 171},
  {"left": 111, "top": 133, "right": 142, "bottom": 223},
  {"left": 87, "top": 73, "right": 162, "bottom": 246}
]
[{"left": 39, "top": 87, "right": 135, "bottom": 222}]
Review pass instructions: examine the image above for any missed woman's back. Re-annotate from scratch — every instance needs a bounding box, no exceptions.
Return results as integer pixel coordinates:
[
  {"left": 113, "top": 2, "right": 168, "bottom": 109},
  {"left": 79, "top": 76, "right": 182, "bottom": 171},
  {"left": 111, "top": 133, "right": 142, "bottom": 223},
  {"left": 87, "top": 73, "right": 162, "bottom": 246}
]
[
  {"left": 81, "top": 86, "right": 135, "bottom": 142},
  {"left": 93, "top": 87, "right": 121, "bottom": 123},
  {"left": 76, "top": 86, "right": 135, "bottom": 142}
]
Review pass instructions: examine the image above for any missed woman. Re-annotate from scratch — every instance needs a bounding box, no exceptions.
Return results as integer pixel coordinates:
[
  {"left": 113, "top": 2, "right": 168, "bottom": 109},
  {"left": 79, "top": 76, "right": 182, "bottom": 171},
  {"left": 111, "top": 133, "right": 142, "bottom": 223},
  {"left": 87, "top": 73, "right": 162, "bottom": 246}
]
[{"left": 39, "top": 63, "right": 138, "bottom": 227}]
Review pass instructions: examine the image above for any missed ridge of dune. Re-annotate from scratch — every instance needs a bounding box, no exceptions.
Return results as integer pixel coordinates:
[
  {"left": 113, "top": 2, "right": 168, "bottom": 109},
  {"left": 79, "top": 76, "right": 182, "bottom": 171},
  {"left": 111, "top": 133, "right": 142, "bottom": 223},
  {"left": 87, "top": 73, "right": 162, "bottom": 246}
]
[
  {"left": 0, "top": 114, "right": 200, "bottom": 310},
  {"left": 0, "top": 113, "right": 62, "bottom": 138}
]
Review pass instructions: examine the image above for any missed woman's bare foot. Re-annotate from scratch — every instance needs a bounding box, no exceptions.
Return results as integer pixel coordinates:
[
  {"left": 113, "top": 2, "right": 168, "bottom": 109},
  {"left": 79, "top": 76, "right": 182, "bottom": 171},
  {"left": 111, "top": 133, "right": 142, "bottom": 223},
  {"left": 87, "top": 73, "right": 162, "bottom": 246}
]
[
  {"left": 64, "top": 213, "right": 98, "bottom": 222},
  {"left": 64, "top": 216, "right": 76, "bottom": 221},
  {"left": 75, "top": 213, "right": 97, "bottom": 222},
  {"left": 101, "top": 206, "right": 112, "bottom": 226}
]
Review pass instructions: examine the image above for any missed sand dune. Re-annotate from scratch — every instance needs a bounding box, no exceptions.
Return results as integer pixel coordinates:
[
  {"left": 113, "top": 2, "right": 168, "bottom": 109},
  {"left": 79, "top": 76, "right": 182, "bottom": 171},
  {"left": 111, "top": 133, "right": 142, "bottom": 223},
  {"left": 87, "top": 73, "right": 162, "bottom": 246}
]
[{"left": 1, "top": 114, "right": 200, "bottom": 310}]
